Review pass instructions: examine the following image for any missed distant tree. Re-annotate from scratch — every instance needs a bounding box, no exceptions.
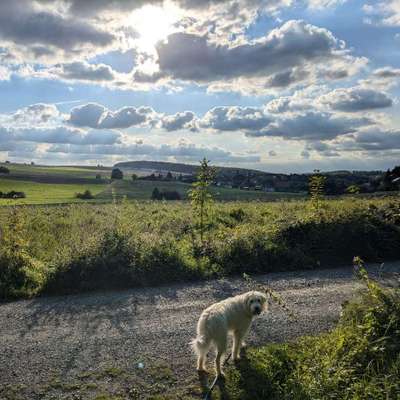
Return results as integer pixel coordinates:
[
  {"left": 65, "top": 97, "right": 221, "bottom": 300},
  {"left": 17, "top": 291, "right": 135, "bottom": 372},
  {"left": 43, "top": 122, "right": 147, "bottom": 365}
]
[
  {"left": 163, "top": 191, "right": 181, "bottom": 200},
  {"left": 151, "top": 187, "right": 162, "bottom": 200},
  {"left": 75, "top": 190, "right": 94, "bottom": 200},
  {"left": 111, "top": 168, "right": 123, "bottom": 180},
  {"left": 0, "top": 166, "right": 10, "bottom": 174},
  {"left": 131, "top": 173, "right": 138, "bottom": 182},
  {"left": 30, "top": 161, "right": 35, "bottom": 165},
  {"left": 166, "top": 171, "right": 173, "bottom": 180},
  {"left": 5, "top": 160, "right": 10, "bottom": 164},
  {"left": 95, "top": 174, "right": 102, "bottom": 180},
  {"left": 382, "top": 169, "right": 396, "bottom": 191},
  {"left": 0, "top": 191, "right": 26, "bottom": 199},
  {"left": 391, "top": 166, "right": 400, "bottom": 178}
]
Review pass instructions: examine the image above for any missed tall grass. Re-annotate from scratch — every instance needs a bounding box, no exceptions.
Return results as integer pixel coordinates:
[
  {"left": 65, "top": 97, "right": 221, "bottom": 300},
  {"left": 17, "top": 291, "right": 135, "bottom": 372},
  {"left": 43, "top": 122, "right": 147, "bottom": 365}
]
[
  {"left": 221, "top": 261, "right": 400, "bottom": 400},
  {"left": 0, "top": 197, "right": 399, "bottom": 299}
]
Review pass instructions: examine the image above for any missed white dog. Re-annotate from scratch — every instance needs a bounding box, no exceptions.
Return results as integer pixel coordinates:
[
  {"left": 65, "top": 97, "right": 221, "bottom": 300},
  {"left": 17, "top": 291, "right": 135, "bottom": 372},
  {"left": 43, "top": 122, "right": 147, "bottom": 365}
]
[{"left": 191, "top": 291, "right": 268, "bottom": 377}]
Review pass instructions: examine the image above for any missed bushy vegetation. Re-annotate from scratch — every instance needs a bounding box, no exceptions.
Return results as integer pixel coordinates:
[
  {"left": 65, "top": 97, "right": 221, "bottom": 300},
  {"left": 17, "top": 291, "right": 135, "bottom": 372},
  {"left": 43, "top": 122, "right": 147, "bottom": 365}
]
[
  {"left": 0, "top": 190, "right": 26, "bottom": 199},
  {"left": 0, "top": 196, "right": 399, "bottom": 300},
  {"left": 220, "top": 262, "right": 400, "bottom": 400},
  {"left": 75, "top": 189, "right": 95, "bottom": 199},
  {"left": 151, "top": 187, "right": 181, "bottom": 200}
]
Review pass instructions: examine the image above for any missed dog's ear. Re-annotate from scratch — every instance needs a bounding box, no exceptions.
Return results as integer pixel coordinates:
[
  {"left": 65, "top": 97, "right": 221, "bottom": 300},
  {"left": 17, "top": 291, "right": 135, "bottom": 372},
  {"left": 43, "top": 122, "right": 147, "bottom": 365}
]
[{"left": 260, "top": 293, "right": 268, "bottom": 305}]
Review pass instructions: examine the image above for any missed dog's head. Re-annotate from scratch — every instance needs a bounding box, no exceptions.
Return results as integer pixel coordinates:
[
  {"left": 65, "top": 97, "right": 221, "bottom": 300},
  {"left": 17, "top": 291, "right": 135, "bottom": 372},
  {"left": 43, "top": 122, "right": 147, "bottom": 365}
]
[{"left": 245, "top": 291, "right": 268, "bottom": 316}]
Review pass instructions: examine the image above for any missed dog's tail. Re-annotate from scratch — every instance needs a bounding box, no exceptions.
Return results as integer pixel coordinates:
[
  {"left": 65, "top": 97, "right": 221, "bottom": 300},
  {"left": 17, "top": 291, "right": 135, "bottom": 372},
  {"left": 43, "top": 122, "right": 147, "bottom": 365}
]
[{"left": 190, "top": 335, "right": 209, "bottom": 355}]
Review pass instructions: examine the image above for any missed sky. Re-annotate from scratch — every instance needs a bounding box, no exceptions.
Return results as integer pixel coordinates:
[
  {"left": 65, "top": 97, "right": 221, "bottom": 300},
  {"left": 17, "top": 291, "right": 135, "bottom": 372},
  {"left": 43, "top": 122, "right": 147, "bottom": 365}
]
[{"left": 0, "top": 0, "right": 399, "bottom": 173}]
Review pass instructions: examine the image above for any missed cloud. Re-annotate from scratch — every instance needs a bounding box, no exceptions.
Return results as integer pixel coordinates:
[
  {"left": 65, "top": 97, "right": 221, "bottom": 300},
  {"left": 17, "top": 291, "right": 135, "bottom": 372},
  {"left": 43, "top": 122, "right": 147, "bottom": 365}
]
[
  {"left": 69, "top": 103, "right": 106, "bottom": 128},
  {"left": 160, "top": 111, "right": 198, "bottom": 131},
  {"left": 318, "top": 87, "right": 393, "bottom": 112},
  {"left": 246, "top": 111, "right": 373, "bottom": 140},
  {"left": 201, "top": 106, "right": 271, "bottom": 131},
  {"left": 372, "top": 67, "right": 400, "bottom": 78},
  {"left": 0, "top": 125, "right": 122, "bottom": 146},
  {"left": 339, "top": 128, "right": 400, "bottom": 151},
  {"left": 363, "top": 1, "right": 400, "bottom": 26},
  {"left": 9, "top": 103, "right": 60, "bottom": 125},
  {"left": 0, "top": 2, "right": 114, "bottom": 57},
  {"left": 156, "top": 20, "right": 343, "bottom": 84},
  {"left": 68, "top": 103, "right": 156, "bottom": 129},
  {"left": 53, "top": 61, "right": 116, "bottom": 82},
  {"left": 46, "top": 141, "right": 260, "bottom": 163}
]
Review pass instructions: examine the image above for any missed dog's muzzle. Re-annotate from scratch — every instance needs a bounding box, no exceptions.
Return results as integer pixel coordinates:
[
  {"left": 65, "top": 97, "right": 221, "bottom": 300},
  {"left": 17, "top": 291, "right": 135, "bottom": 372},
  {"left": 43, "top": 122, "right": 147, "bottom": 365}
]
[{"left": 253, "top": 306, "right": 261, "bottom": 315}]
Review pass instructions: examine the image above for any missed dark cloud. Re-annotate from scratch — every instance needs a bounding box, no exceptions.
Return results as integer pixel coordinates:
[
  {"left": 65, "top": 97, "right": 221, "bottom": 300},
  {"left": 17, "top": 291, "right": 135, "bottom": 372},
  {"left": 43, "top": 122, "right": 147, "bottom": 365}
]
[
  {"left": 0, "top": 2, "right": 114, "bottom": 51},
  {"left": 266, "top": 68, "right": 309, "bottom": 88},
  {"left": 156, "top": 20, "right": 340, "bottom": 83},
  {"left": 69, "top": 103, "right": 106, "bottom": 128},
  {"left": 246, "top": 112, "right": 373, "bottom": 140},
  {"left": 320, "top": 87, "right": 393, "bottom": 111}
]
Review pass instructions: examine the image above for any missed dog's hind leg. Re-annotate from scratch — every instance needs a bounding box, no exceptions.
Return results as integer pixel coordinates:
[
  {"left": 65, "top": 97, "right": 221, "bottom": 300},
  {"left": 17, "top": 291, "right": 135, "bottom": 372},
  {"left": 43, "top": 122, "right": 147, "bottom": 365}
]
[
  {"left": 214, "top": 333, "right": 227, "bottom": 378},
  {"left": 192, "top": 336, "right": 211, "bottom": 372}
]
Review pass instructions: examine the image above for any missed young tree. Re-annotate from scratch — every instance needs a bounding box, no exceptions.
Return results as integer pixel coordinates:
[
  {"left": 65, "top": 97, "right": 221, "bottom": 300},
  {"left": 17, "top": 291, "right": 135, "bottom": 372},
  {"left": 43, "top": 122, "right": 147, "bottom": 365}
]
[
  {"left": 131, "top": 173, "right": 138, "bottom": 182},
  {"left": 309, "top": 169, "right": 326, "bottom": 210},
  {"left": 188, "top": 158, "right": 216, "bottom": 243},
  {"left": 111, "top": 168, "right": 123, "bottom": 180}
]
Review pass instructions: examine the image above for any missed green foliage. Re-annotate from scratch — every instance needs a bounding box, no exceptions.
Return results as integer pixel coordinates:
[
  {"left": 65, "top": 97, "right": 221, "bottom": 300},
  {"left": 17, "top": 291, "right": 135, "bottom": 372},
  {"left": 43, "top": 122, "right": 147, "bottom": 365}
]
[
  {"left": 75, "top": 189, "right": 94, "bottom": 199},
  {"left": 0, "top": 197, "right": 400, "bottom": 299},
  {"left": 346, "top": 184, "right": 360, "bottom": 194},
  {"left": 188, "top": 158, "right": 216, "bottom": 243},
  {"left": 222, "top": 264, "right": 400, "bottom": 400},
  {"left": 0, "top": 190, "right": 26, "bottom": 199},
  {"left": 151, "top": 187, "right": 181, "bottom": 200},
  {"left": 0, "top": 166, "right": 10, "bottom": 174},
  {"left": 0, "top": 207, "right": 45, "bottom": 299},
  {"left": 309, "top": 169, "right": 326, "bottom": 210},
  {"left": 111, "top": 168, "right": 123, "bottom": 180}
]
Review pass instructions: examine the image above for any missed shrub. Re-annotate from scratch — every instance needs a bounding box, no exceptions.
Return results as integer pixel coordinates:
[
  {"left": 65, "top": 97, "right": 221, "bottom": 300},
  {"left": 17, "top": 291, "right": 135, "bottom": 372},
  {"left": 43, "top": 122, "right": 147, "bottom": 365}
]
[
  {"left": 0, "top": 191, "right": 26, "bottom": 199},
  {"left": 0, "top": 208, "right": 45, "bottom": 299},
  {"left": 75, "top": 190, "right": 94, "bottom": 200},
  {"left": 222, "top": 263, "right": 400, "bottom": 399},
  {"left": 111, "top": 168, "right": 123, "bottom": 180},
  {"left": 0, "top": 166, "right": 10, "bottom": 174},
  {"left": 151, "top": 188, "right": 181, "bottom": 200}
]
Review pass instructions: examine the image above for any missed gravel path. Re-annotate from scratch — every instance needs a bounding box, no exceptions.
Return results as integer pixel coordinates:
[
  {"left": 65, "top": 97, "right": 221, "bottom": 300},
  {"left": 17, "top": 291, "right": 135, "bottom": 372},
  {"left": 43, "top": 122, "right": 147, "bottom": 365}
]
[{"left": 1, "top": 262, "right": 399, "bottom": 399}]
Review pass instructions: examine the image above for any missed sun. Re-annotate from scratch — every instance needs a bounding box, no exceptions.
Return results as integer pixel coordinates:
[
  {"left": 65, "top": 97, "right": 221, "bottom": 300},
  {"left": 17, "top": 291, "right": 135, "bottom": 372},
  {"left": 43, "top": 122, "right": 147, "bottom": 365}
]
[{"left": 130, "top": 4, "right": 181, "bottom": 53}]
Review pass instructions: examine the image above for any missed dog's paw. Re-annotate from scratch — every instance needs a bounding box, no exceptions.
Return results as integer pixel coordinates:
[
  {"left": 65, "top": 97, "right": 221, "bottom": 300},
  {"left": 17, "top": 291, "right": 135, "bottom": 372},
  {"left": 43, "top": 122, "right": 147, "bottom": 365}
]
[{"left": 216, "top": 372, "right": 226, "bottom": 380}]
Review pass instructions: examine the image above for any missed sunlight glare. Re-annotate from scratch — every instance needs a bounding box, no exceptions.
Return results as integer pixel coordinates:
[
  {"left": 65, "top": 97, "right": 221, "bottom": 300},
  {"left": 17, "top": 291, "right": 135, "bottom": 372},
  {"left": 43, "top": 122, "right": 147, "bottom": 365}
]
[{"left": 130, "top": 4, "right": 181, "bottom": 53}]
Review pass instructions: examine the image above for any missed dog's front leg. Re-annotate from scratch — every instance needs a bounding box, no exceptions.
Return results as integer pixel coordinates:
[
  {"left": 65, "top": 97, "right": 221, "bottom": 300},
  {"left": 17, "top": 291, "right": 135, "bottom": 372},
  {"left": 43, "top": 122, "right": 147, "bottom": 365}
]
[{"left": 232, "top": 329, "right": 247, "bottom": 361}]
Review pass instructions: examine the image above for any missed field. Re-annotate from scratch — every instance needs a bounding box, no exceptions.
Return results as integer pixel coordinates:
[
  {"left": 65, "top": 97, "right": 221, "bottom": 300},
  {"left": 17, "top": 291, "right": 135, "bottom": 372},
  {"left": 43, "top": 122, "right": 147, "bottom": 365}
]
[
  {"left": 0, "top": 179, "right": 107, "bottom": 205},
  {"left": 0, "top": 162, "right": 305, "bottom": 204},
  {"left": 1, "top": 195, "right": 399, "bottom": 299},
  {"left": 0, "top": 164, "right": 399, "bottom": 400}
]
